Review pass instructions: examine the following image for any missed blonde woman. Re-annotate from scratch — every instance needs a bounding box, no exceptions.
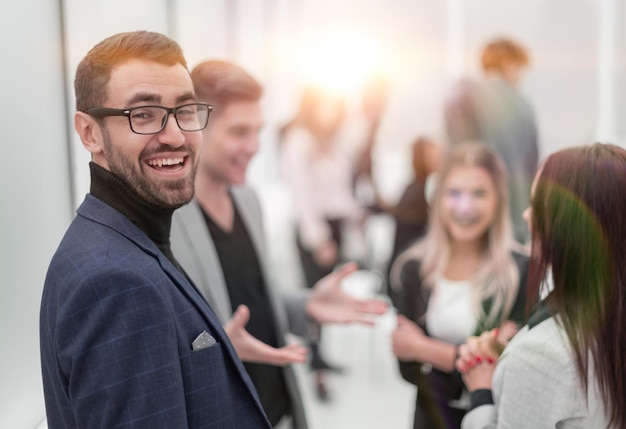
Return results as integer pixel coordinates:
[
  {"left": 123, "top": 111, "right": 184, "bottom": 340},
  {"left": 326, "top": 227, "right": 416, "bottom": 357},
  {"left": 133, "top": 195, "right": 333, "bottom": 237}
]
[{"left": 389, "top": 142, "right": 529, "bottom": 429}]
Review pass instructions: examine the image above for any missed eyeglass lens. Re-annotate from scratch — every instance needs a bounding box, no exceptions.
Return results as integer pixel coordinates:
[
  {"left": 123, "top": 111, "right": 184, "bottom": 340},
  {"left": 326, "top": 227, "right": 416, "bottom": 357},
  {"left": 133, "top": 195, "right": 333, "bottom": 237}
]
[{"left": 129, "top": 104, "right": 209, "bottom": 134}]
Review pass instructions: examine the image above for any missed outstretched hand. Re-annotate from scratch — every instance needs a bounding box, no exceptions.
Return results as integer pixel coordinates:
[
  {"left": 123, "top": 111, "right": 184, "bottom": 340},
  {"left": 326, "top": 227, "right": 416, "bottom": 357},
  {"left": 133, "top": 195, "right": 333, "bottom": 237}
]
[
  {"left": 224, "top": 305, "right": 308, "bottom": 366},
  {"left": 306, "top": 262, "right": 389, "bottom": 325}
]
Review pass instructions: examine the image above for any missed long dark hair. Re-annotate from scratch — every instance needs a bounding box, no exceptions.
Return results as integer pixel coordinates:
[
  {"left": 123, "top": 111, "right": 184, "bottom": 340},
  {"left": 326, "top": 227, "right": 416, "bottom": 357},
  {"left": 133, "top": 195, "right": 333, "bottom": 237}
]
[{"left": 527, "top": 143, "right": 626, "bottom": 428}]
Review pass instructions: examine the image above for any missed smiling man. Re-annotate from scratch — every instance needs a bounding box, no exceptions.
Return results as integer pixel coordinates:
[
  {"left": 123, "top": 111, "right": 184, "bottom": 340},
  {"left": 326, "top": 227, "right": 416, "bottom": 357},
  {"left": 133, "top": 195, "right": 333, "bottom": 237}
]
[{"left": 39, "top": 32, "right": 270, "bottom": 428}]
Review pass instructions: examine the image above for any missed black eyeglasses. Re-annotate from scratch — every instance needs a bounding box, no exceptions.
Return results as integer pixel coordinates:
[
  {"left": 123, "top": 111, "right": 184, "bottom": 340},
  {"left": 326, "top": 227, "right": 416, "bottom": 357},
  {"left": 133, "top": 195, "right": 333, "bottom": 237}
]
[{"left": 86, "top": 102, "right": 212, "bottom": 135}]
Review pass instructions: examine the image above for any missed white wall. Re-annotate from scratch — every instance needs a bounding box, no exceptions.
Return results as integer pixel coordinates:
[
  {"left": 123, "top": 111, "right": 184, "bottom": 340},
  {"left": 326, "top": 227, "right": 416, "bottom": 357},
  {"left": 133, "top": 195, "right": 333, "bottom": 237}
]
[
  {"left": 1, "top": 0, "right": 624, "bottom": 427},
  {"left": 0, "top": 1, "right": 72, "bottom": 428}
]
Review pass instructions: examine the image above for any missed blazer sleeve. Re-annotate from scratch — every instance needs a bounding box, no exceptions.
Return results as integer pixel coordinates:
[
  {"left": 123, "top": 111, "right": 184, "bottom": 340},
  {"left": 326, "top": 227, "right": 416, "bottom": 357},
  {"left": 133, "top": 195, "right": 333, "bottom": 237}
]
[
  {"left": 55, "top": 267, "right": 189, "bottom": 428},
  {"left": 281, "top": 289, "right": 312, "bottom": 338}
]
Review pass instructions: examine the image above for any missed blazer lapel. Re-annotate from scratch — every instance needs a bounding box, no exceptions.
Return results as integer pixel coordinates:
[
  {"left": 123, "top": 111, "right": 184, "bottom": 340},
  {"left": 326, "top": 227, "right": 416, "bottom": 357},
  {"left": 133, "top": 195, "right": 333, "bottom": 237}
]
[{"left": 171, "top": 201, "right": 233, "bottom": 323}]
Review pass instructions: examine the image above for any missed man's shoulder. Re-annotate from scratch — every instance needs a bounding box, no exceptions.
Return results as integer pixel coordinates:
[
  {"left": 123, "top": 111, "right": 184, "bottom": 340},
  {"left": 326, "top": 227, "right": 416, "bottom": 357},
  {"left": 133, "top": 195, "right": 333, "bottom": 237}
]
[
  {"left": 47, "top": 197, "right": 159, "bottom": 286},
  {"left": 48, "top": 215, "right": 152, "bottom": 281}
]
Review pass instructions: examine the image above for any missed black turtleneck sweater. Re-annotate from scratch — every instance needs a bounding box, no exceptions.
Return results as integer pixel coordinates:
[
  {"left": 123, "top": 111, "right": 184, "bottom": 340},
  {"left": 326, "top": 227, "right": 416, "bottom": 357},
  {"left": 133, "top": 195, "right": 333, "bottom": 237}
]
[{"left": 89, "top": 162, "right": 183, "bottom": 271}]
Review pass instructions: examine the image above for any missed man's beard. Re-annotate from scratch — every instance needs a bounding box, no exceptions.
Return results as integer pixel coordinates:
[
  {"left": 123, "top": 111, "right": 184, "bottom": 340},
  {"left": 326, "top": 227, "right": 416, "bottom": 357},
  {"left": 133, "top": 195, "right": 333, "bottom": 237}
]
[{"left": 101, "top": 127, "right": 196, "bottom": 209}]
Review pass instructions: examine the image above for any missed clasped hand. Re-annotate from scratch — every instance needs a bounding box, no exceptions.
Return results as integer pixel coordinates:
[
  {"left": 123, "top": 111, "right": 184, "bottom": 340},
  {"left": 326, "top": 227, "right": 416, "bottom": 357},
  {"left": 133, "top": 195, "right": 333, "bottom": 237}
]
[{"left": 454, "top": 321, "right": 518, "bottom": 391}]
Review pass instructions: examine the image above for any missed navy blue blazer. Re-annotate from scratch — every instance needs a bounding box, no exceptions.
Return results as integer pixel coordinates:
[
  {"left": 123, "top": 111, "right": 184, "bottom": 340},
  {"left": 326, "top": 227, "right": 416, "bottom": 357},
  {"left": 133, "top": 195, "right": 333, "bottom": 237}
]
[{"left": 40, "top": 195, "right": 270, "bottom": 428}]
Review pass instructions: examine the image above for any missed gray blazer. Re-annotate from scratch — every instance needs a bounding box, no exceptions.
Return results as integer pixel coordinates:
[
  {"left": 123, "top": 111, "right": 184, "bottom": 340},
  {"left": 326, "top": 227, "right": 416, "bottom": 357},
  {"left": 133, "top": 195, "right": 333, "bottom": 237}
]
[
  {"left": 171, "top": 185, "right": 310, "bottom": 429},
  {"left": 462, "top": 316, "right": 607, "bottom": 429}
]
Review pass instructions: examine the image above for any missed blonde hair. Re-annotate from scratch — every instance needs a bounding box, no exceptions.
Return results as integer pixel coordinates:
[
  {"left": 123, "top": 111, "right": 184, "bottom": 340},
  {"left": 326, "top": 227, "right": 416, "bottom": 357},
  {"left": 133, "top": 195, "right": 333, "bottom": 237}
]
[{"left": 392, "top": 142, "right": 522, "bottom": 329}]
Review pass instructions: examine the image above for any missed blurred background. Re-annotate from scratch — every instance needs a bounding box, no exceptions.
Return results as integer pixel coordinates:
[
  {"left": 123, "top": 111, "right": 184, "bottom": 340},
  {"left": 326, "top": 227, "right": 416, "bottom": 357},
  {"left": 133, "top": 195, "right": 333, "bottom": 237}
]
[{"left": 1, "top": 0, "right": 624, "bottom": 427}]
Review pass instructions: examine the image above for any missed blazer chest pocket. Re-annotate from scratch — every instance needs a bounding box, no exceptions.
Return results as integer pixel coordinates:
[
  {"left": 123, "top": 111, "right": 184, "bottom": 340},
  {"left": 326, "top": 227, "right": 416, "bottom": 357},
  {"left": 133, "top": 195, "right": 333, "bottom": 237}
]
[
  {"left": 184, "top": 343, "right": 240, "bottom": 426},
  {"left": 187, "top": 339, "right": 227, "bottom": 388}
]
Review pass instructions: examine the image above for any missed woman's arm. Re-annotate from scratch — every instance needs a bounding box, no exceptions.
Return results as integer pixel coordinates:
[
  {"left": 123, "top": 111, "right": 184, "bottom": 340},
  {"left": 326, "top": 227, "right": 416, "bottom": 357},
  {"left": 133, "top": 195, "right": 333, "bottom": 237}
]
[{"left": 392, "top": 314, "right": 458, "bottom": 372}]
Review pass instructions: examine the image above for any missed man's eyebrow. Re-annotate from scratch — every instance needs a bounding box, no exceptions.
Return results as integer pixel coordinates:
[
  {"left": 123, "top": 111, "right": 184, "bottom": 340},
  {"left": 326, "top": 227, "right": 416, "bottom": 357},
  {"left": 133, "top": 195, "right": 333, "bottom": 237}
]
[
  {"left": 126, "top": 92, "right": 161, "bottom": 106},
  {"left": 175, "top": 92, "right": 197, "bottom": 104},
  {"left": 124, "top": 92, "right": 197, "bottom": 107}
]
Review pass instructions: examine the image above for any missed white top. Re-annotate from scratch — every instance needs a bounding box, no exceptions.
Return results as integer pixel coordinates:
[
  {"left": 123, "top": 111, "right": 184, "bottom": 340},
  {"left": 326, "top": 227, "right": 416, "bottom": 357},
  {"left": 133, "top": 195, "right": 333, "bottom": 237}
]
[
  {"left": 462, "top": 316, "right": 608, "bottom": 429},
  {"left": 282, "top": 126, "right": 365, "bottom": 250},
  {"left": 426, "top": 277, "right": 477, "bottom": 345}
]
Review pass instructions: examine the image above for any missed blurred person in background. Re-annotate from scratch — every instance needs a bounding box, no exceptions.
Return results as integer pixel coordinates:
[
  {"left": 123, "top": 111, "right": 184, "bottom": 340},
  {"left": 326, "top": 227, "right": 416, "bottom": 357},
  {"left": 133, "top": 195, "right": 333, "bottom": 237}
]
[
  {"left": 351, "top": 73, "right": 390, "bottom": 208},
  {"left": 171, "top": 60, "right": 388, "bottom": 427},
  {"left": 444, "top": 37, "right": 539, "bottom": 243},
  {"left": 281, "top": 86, "right": 370, "bottom": 400},
  {"left": 378, "top": 136, "right": 441, "bottom": 263},
  {"left": 389, "top": 142, "right": 528, "bottom": 429}
]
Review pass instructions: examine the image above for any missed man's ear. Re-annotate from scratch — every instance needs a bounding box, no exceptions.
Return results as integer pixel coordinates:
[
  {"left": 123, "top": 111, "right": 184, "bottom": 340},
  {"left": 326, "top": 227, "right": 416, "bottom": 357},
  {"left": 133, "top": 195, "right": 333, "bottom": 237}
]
[{"left": 74, "top": 112, "right": 104, "bottom": 156}]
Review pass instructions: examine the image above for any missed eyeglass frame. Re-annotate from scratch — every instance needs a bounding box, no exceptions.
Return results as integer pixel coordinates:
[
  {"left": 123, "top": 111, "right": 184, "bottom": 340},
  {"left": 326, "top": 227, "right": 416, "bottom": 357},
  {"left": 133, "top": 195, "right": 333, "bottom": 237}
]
[{"left": 86, "top": 102, "right": 212, "bottom": 135}]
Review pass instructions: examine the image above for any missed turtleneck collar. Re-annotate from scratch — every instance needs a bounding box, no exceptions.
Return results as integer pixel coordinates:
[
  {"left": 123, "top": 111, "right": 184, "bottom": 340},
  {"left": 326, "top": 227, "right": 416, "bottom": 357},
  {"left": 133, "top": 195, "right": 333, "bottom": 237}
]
[{"left": 89, "top": 162, "right": 177, "bottom": 261}]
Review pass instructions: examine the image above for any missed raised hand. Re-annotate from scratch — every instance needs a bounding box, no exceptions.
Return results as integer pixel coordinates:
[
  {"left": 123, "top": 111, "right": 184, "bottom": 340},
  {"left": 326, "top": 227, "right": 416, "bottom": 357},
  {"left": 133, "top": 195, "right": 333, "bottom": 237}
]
[
  {"left": 224, "top": 305, "right": 308, "bottom": 366},
  {"left": 306, "top": 262, "right": 389, "bottom": 325}
]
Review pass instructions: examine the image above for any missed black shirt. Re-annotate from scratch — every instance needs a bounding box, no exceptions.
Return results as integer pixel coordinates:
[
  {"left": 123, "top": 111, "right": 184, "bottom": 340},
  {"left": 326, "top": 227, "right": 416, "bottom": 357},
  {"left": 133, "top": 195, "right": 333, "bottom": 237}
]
[
  {"left": 89, "top": 162, "right": 182, "bottom": 271},
  {"left": 202, "top": 199, "right": 291, "bottom": 426}
]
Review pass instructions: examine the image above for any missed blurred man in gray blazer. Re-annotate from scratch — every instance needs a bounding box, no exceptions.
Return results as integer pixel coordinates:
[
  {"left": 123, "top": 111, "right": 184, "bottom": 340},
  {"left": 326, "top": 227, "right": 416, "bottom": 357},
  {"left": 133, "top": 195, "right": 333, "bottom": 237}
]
[{"left": 171, "top": 60, "right": 388, "bottom": 429}]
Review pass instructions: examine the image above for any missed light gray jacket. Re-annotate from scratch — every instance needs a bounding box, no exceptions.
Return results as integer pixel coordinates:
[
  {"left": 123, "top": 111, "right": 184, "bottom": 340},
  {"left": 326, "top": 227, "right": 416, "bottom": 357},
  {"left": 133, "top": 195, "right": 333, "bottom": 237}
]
[
  {"left": 171, "top": 186, "right": 310, "bottom": 429},
  {"left": 462, "top": 316, "right": 607, "bottom": 429}
]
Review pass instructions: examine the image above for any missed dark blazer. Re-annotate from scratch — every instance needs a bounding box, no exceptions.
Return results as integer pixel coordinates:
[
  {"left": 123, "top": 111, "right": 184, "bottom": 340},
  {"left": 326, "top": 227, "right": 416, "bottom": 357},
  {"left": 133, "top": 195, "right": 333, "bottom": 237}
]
[
  {"left": 389, "top": 251, "right": 529, "bottom": 429},
  {"left": 171, "top": 186, "right": 309, "bottom": 428},
  {"left": 40, "top": 195, "right": 270, "bottom": 429}
]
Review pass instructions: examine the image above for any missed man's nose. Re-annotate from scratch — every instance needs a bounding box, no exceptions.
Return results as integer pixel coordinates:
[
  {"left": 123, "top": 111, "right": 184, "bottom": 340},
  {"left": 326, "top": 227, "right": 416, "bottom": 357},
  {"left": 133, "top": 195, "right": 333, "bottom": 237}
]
[{"left": 158, "top": 115, "right": 185, "bottom": 147}]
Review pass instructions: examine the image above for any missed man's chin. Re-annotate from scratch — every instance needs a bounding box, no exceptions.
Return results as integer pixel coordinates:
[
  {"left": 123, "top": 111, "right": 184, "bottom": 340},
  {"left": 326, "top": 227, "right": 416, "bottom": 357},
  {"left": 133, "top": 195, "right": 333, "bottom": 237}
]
[
  {"left": 165, "top": 190, "right": 195, "bottom": 209},
  {"left": 150, "top": 182, "right": 195, "bottom": 209}
]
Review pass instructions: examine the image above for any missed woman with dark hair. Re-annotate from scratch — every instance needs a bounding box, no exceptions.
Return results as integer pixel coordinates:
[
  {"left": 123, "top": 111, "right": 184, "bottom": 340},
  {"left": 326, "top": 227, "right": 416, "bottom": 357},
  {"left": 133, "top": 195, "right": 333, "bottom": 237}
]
[{"left": 457, "top": 143, "right": 626, "bottom": 428}]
